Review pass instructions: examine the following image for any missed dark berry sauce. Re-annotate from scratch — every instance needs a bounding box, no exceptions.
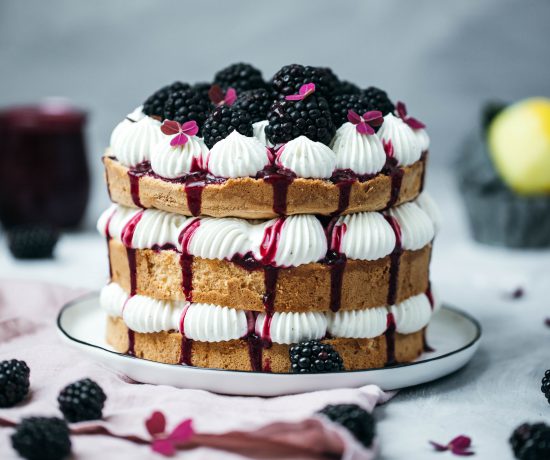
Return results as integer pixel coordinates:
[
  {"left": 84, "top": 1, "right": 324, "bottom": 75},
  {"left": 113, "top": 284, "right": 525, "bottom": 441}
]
[
  {"left": 383, "top": 214, "right": 403, "bottom": 305},
  {"left": 178, "top": 219, "right": 201, "bottom": 301},
  {"left": 257, "top": 165, "right": 296, "bottom": 216},
  {"left": 385, "top": 312, "right": 396, "bottom": 365}
]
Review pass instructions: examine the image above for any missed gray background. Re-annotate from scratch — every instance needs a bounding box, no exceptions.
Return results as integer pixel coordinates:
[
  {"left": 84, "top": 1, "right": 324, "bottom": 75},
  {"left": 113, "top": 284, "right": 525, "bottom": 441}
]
[{"left": 1, "top": 0, "right": 549, "bottom": 226}]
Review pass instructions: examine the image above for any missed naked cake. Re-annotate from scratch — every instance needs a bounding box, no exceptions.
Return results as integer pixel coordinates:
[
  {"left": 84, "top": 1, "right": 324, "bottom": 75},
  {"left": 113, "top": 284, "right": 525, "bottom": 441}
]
[{"left": 97, "top": 63, "right": 441, "bottom": 373}]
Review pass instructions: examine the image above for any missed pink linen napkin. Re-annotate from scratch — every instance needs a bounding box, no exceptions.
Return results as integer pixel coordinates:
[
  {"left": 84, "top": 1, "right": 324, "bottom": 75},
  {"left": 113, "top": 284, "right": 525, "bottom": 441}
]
[{"left": 0, "top": 280, "right": 390, "bottom": 459}]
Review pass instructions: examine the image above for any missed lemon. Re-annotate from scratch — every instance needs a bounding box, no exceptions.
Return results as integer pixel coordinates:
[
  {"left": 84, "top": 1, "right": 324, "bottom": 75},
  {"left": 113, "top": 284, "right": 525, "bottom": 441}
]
[{"left": 488, "top": 97, "right": 550, "bottom": 194}]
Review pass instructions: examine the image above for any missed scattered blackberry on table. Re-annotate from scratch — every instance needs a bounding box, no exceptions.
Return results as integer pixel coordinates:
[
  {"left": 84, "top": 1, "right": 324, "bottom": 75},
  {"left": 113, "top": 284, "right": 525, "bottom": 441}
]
[
  {"left": 318, "top": 404, "right": 376, "bottom": 448},
  {"left": 362, "top": 86, "right": 395, "bottom": 115},
  {"left": 330, "top": 93, "right": 372, "bottom": 128},
  {"left": 333, "top": 80, "right": 361, "bottom": 97},
  {"left": 11, "top": 417, "right": 71, "bottom": 460},
  {"left": 271, "top": 64, "right": 339, "bottom": 98},
  {"left": 143, "top": 81, "right": 190, "bottom": 118},
  {"left": 58, "top": 378, "right": 106, "bottom": 423},
  {"left": 8, "top": 224, "right": 59, "bottom": 259},
  {"left": 510, "top": 422, "right": 550, "bottom": 460},
  {"left": 541, "top": 370, "right": 550, "bottom": 404},
  {"left": 164, "top": 88, "right": 211, "bottom": 131},
  {"left": 289, "top": 340, "right": 344, "bottom": 373},
  {"left": 265, "top": 86, "right": 336, "bottom": 145},
  {"left": 202, "top": 105, "right": 253, "bottom": 148},
  {"left": 233, "top": 88, "right": 273, "bottom": 124},
  {"left": 214, "top": 62, "right": 265, "bottom": 92},
  {"left": 0, "top": 359, "right": 30, "bottom": 407}
]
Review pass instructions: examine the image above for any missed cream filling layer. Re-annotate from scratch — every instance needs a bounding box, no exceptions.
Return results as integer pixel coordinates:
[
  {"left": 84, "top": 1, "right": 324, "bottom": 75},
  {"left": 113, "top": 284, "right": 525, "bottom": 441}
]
[
  {"left": 101, "top": 282, "right": 434, "bottom": 343},
  {"left": 97, "top": 195, "right": 439, "bottom": 267}
]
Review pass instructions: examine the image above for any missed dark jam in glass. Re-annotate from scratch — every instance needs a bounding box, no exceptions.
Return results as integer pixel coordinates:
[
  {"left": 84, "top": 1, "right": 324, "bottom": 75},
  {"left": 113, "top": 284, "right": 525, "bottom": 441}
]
[{"left": 0, "top": 101, "right": 89, "bottom": 228}]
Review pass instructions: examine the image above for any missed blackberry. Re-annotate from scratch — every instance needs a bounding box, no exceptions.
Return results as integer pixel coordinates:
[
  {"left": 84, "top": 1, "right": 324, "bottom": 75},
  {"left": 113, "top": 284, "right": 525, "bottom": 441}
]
[
  {"left": 202, "top": 105, "right": 253, "bottom": 148},
  {"left": 214, "top": 63, "right": 265, "bottom": 92},
  {"left": 11, "top": 417, "right": 71, "bottom": 460},
  {"left": 192, "top": 82, "right": 212, "bottom": 100},
  {"left": 318, "top": 404, "right": 376, "bottom": 448},
  {"left": 58, "top": 378, "right": 106, "bottom": 422},
  {"left": 330, "top": 93, "right": 372, "bottom": 128},
  {"left": 233, "top": 88, "right": 273, "bottom": 123},
  {"left": 510, "top": 423, "right": 550, "bottom": 460},
  {"left": 333, "top": 80, "right": 361, "bottom": 97},
  {"left": 542, "top": 370, "right": 550, "bottom": 404},
  {"left": 0, "top": 359, "right": 30, "bottom": 407},
  {"left": 289, "top": 340, "right": 344, "bottom": 373},
  {"left": 143, "top": 81, "right": 190, "bottom": 117},
  {"left": 362, "top": 86, "right": 395, "bottom": 115},
  {"left": 8, "top": 224, "right": 59, "bottom": 259},
  {"left": 271, "top": 64, "right": 339, "bottom": 98},
  {"left": 164, "top": 88, "right": 211, "bottom": 130},
  {"left": 265, "top": 91, "right": 336, "bottom": 146}
]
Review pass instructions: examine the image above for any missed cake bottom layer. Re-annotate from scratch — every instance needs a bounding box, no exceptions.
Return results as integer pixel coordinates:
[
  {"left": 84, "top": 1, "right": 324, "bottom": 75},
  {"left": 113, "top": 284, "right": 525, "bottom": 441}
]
[{"left": 106, "top": 316, "right": 425, "bottom": 373}]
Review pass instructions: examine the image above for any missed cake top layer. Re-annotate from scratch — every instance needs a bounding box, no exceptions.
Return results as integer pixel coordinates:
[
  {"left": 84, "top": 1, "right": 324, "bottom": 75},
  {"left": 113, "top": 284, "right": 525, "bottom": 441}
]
[{"left": 108, "top": 63, "right": 430, "bottom": 183}]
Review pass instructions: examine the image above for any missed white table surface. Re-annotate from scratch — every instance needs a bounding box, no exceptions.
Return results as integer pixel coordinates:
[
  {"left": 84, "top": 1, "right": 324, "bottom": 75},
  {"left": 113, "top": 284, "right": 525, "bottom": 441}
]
[{"left": 1, "top": 168, "right": 549, "bottom": 459}]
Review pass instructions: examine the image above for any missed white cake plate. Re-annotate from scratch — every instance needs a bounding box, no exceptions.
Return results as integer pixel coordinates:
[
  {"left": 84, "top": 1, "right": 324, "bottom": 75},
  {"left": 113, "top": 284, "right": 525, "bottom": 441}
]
[{"left": 57, "top": 294, "right": 481, "bottom": 396}]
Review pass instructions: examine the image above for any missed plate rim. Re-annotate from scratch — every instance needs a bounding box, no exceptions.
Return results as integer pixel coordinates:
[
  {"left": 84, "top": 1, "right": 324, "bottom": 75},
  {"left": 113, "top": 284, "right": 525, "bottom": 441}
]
[{"left": 57, "top": 292, "right": 482, "bottom": 376}]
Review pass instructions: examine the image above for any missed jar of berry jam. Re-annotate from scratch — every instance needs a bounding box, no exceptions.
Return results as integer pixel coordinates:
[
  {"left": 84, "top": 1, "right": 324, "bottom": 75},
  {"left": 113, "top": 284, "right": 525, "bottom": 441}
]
[{"left": 0, "top": 100, "right": 89, "bottom": 229}]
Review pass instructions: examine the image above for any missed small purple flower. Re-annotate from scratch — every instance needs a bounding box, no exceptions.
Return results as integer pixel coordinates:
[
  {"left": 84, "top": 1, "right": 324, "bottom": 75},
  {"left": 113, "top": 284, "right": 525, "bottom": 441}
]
[
  {"left": 396, "top": 101, "right": 426, "bottom": 130},
  {"left": 285, "top": 83, "right": 316, "bottom": 101},
  {"left": 430, "top": 435, "right": 475, "bottom": 456},
  {"left": 208, "top": 84, "right": 237, "bottom": 106},
  {"left": 161, "top": 120, "right": 199, "bottom": 147},
  {"left": 347, "top": 109, "right": 383, "bottom": 135}
]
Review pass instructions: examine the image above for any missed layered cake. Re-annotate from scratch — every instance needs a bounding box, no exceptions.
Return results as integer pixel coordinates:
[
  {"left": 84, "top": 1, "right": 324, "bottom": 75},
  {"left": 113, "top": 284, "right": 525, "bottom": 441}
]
[{"left": 97, "top": 63, "right": 441, "bottom": 373}]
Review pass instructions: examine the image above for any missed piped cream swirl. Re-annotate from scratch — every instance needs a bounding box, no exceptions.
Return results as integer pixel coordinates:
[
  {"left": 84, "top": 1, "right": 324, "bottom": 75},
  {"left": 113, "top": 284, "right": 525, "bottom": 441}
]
[
  {"left": 377, "top": 113, "right": 421, "bottom": 166},
  {"left": 206, "top": 130, "right": 269, "bottom": 178},
  {"left": 331, "top": 122, "right": 386, "bottom": 175},
  {"left": 150, "top": 135, "right": 208, "bottom": 179},
  {"left": 110, "top": 116, "right": 163, "bottom": 167},
  {"left": 276, "top": 136, "right": 336, "bottom": 178}
]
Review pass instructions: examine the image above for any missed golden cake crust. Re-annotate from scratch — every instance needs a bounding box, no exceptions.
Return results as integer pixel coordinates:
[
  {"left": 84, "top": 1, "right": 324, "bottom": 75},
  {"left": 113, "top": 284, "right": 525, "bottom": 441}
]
[
  {"left": 106, "top": 316, "right": 424, "bottom": 372},
  {"left": 109, "top": 239, "right": 431, "bottom": 311},
  {"left": 104, "top": 155, "right": 426, "bottom": 219}
]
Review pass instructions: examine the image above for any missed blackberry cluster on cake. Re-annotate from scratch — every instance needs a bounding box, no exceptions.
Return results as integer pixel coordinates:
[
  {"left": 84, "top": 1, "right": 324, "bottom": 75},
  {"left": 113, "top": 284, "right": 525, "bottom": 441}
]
[
  {"left": 264, "top": 87, "right": 336, "bottom": 145},
  {"left": 233, "top": 88, "right": 272, "bottom": 124},
  {"left": 214, "top": 63, "right": 266, "bottom": 92},
  {"left": 163, "top": 88, "right": 211, "bottom": 130},
  {"left": 271, "top": 64, "right": 339, "bottom": 98},
  {"left": 202, "top": 105, "right": 253, "bottom": 148},
  {"left": 143, "top": 81, "right": 191, "bottom": 118}
]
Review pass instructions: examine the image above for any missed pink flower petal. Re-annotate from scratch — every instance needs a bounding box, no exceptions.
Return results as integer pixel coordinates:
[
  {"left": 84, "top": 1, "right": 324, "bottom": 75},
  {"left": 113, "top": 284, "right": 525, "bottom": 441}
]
[
  {"left": 161, "top": 120, "right": 181, "bottom": 136},
  {"left": 429, "top": 441, "right": 448, "bottom": 452},
  {"left": 299, "top": 82, "right": 316, "bottom": 97},
  {"left": 347, "top": 110, "right": 362, "bottom": 125},
  {"left": 168, "top": 419, "right": 194, "bottom": 443},
  {"left": 225, "top": 87, "right": 237, "bottom": 106},
  {"left": 362, "top": 110, "right": 383, "bottom": 122},
  {"left": 152, "top": 439, "right": 175, "bottom": 457},
  {"left": 208, "top": 84, "right": 225, "bottom": 105},
  {"left": 181, "top": 120, "right": 199, "bottom": 137},
  {"left": 406, "top": 116, "right": 426, "bottom": 130},
  {"left": 451, "top": 447, "right": 475, "bottom": 456},
  {"left": 356, "top": 122, "right": 374, "bottom": 135},
  {"left": 450, "top": 435, "right": 472, "bottom": 450},
  {"left": 146, "top": 411, "right": 167, "bottom": 437},
  {"left": 285, "top": 83, "right": 316, "bottom": 101},
  {"left": 170, "top": 132, "right": 189, "bottom": 147},
  {"left": 396, "top": 101, "right": 407, "bottom": 118}
]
